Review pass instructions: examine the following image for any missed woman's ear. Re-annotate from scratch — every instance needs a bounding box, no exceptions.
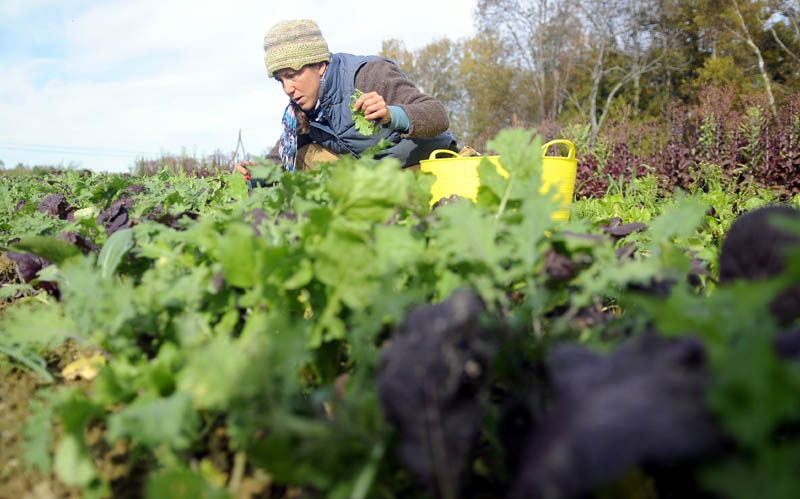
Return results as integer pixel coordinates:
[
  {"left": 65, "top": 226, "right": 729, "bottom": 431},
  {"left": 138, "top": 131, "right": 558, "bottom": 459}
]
[{"left": 317, "top": 62, "right": 327, "bottom": 77}]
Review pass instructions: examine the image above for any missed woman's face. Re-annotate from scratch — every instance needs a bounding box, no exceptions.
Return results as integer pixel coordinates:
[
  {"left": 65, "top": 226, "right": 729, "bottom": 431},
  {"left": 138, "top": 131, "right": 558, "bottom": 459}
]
[{"left": 274, "top": 63, "right": 326, "bottom": 111}]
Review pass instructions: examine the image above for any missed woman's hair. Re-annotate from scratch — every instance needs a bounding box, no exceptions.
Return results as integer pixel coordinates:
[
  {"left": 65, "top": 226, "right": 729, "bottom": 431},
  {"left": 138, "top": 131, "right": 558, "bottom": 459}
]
[{"left": 295, "top": 103, "right": 310, "bottom": 134}]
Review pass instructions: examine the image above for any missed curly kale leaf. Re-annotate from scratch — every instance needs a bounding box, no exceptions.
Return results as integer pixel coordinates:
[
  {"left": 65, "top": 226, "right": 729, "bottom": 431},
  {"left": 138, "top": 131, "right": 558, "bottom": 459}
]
[{"left": 349, "top": 89, "right": 382, "bottom": 136}]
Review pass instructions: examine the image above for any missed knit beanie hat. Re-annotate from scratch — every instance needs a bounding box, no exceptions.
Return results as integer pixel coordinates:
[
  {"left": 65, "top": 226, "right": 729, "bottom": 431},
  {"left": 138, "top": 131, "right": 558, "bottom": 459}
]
[{"left": 263, "top": 19, "right": 330, "bottom": 77}]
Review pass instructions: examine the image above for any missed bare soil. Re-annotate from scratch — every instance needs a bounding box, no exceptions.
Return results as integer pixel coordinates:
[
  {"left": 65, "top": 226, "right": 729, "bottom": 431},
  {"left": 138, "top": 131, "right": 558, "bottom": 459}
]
[
  {"left": 0, "top": 341, "right": 155, "bottom": 499},
  {"left": 0, "top": 253, "right": 16, "bottom": 283},
  {"left": 0, "top": 344, "right": 83, "bottom": 499},
  {"left": 0, "top": 341, "right": 296, "bottom": 498}
]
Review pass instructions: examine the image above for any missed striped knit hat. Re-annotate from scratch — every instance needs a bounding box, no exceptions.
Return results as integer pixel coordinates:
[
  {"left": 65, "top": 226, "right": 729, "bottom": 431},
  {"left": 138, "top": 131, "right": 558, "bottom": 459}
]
[{"left": 263, "top": 19, "right": 330, "bottom": 77}]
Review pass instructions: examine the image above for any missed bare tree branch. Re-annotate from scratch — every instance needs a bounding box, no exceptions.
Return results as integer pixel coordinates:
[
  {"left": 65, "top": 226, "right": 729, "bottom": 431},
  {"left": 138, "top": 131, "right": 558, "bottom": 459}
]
[
  {"left": 770, "top": 24, "right": 800, "bottom": 61},
  {"left": 731, "top": 0, "right": 777, "bottom": 115}
]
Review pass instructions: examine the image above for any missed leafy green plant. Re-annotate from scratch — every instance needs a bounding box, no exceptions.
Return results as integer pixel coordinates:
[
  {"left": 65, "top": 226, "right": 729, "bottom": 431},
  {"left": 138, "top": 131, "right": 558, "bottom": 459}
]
[
  {"left": 738, "top": 105, "right": 766, "bottom": 169},
  {"left": 698, "top": 113, "right": 718, "bottom": 151},
  {"left": 349, "top": 89, "right": 382, "bottom": 136},
  {"left": 2, "top": 127, "right": 799, "bottom": 498}
]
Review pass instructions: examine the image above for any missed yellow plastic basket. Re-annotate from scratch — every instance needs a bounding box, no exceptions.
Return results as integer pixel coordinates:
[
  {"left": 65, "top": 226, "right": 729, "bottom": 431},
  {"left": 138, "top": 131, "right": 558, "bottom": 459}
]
[{"left": 419, "top": 140, "right": 577, "bottom": 221}]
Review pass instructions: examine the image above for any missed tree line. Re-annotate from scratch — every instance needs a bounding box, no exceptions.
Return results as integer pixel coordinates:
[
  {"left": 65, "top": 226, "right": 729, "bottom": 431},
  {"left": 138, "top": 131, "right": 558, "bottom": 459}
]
[{"left": 380, "top": 0, "right": 800, "bottom": 150}]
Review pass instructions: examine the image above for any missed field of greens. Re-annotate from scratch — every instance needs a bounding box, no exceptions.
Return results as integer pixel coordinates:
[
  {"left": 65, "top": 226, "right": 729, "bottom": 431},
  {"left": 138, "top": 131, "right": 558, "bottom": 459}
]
[{"left": 1, "top": 129, "right": 800, "bottom": 499}]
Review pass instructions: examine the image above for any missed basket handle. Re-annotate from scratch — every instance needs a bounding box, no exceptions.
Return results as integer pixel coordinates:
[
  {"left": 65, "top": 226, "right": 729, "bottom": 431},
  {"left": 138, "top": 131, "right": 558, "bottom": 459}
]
[
  {"left": 542, "top": 140, "right": 575, "bottom": 160},
  {"left": 428, "top": 149, "right": 460, "bottom": 160}
]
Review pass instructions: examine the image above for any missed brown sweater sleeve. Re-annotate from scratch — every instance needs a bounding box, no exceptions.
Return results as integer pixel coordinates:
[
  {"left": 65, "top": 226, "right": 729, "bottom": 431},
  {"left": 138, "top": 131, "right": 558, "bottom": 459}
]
[{"left": 354, "top": 59, "right": 450, "bottom": 138}]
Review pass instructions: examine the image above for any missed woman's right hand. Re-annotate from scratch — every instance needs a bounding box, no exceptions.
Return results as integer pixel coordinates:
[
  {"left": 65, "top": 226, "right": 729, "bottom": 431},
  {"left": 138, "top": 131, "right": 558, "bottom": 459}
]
[{"left": 232, "top": 161, "right": 255, "bottom": 180}]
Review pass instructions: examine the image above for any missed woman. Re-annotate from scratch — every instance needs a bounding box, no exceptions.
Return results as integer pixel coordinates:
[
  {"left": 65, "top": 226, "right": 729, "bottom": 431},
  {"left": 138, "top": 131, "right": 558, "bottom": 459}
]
[{"left": 234, "top": 19, "right": 456, "bottom": 177}]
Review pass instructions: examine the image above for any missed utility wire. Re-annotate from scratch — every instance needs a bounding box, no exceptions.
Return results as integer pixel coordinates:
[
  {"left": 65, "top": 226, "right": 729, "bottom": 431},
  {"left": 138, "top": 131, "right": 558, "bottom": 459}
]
[
  {"left": 0, "top": 145, "right": 145, "bottom": 158},
  {"left": 0, "top": 142, "right": 165, "bottom": 158},
  {"left": 0, "top": 138, "right": 251, "bottom": 161}
]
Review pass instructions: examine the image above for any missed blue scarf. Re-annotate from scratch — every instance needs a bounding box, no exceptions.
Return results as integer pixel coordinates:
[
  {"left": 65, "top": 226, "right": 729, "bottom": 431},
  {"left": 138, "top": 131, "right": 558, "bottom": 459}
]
[{"left": 278, "top": 103, "right": 297, "bottom": 172}]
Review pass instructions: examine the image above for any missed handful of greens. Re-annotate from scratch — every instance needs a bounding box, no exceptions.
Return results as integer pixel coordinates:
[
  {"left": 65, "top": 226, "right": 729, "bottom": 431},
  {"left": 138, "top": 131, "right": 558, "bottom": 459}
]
[{"left": 349, "top": 89, "right": 382, "bottom": 136}]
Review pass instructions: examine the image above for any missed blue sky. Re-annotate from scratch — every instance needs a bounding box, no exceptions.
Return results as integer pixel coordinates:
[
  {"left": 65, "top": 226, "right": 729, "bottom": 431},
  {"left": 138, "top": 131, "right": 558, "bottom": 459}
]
[{"left": 0, "top": 0, "right": 477, "bottom": 173}]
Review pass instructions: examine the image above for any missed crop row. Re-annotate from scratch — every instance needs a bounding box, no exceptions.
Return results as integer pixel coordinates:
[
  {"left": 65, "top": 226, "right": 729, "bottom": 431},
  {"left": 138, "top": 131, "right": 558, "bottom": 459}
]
[{"left": 1, "top": 129, "right": 799, "bottom": 498}]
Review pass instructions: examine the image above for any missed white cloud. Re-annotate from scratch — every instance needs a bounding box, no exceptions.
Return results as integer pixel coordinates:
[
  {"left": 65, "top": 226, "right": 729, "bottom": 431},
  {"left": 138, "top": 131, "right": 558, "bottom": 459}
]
[
  {"left": 0, "top": 0, "right": 57, "bottom": 18},
  {"left": 0, "top": 0, "right": 477, "bottom": 173}
]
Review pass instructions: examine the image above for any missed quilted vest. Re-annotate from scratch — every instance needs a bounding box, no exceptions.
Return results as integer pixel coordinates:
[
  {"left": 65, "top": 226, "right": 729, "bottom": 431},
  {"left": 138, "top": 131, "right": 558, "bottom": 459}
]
[{"left": 308, "top": 53, "right": 455, "bottom": 166}]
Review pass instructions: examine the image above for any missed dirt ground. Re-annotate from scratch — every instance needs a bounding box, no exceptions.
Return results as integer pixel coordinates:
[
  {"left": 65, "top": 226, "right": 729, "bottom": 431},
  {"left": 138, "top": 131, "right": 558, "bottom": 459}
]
[
  {"left": 0, "top": 254, "right": 15, "bottom": 283},
  {"left": 0, "top": 342, "right": 295, "bottom": 498},
  {"left": 0, "top": 341, "right": 171, "bottom": 498},
  {"left": 0, "top": 253, "right": 140, "bottom": 498},
  {"left": 0, "top": 345, "right": 86, "bottom": 499}
]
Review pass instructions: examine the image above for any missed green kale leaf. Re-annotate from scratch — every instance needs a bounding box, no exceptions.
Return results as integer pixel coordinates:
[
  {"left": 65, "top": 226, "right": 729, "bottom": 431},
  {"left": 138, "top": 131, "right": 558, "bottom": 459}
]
[{"left": 349, "top": 89, "right": 382, "bottom": 136}]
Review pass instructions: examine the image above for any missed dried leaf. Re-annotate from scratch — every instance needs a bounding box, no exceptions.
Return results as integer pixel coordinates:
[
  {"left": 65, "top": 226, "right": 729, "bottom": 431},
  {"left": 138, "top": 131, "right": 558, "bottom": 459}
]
[{"left": 61, "top": 353, "right": 107, "bottom": 381}]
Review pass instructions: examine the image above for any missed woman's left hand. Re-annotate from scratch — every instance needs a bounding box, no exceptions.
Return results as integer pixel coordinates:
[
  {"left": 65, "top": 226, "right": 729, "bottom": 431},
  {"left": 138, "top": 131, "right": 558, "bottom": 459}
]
[{"left": 353, "top": 91, "right": 392, "bottom": 125}]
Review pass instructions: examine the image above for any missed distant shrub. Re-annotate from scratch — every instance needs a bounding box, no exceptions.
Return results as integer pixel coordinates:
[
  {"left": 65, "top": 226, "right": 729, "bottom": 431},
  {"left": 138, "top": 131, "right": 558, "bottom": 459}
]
[
  {"left": 571, "top": 86, "right": 800, "bottom": 201},
  {"left": 0, "top": 162, "right": 88, "bottom": 177},
  {"left": 131, "top": 148, "right": 258, "bottom": 178}
]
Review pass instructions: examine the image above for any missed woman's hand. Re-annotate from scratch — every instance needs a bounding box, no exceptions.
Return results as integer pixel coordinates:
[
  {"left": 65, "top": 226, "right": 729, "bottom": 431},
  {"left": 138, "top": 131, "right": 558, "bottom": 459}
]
[
  {"left": 353, "top": 91, "right": 392, "bottom": 125},
  {"left": 232, "top": 161, "right": 255, "bottom": 180}
]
